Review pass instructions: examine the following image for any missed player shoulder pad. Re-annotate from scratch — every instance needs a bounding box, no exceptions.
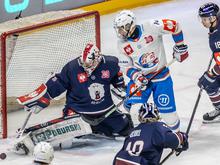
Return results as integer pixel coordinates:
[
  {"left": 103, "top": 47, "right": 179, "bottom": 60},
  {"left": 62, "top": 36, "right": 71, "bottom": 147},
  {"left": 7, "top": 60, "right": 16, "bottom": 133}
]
[
  {"left": 103, "top": 55, "right": 119, "bottom": 65},
  {"left": 64, "top": 57, "right": 80, "bottom": 70}
]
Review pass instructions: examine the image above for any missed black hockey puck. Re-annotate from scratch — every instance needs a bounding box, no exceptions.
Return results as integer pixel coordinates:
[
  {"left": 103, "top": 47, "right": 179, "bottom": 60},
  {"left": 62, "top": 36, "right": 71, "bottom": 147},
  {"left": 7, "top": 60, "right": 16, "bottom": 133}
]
[{"left": 0, "top": 153, "right": 6, "bottom": 160}]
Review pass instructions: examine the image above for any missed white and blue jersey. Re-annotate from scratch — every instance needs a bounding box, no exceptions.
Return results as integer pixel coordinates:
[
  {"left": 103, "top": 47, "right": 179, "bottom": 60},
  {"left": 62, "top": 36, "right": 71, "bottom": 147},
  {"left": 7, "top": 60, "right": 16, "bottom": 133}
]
[{"left": 117, "top": 19, "right": 185, "bottom": 131}]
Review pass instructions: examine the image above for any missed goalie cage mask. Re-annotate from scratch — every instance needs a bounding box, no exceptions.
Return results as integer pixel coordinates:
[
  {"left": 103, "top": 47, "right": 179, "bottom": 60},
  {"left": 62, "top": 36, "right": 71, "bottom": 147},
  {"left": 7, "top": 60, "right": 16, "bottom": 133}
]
[{"left": 80, "top": 43, "right": 102, "bottom": 76}]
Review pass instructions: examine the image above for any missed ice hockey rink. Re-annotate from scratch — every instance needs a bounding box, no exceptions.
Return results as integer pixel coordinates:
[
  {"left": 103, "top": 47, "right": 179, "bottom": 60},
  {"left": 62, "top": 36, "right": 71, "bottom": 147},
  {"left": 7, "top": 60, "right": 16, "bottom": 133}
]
[{"left": 1, "top": 0, "right": 220, "bottom": 164}]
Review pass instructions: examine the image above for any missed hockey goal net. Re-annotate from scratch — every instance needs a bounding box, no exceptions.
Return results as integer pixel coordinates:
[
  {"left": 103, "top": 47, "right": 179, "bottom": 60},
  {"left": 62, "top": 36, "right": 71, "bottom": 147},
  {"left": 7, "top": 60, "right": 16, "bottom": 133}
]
[{"left": 0, "top": 10, "right": 100, "bottom": 138}]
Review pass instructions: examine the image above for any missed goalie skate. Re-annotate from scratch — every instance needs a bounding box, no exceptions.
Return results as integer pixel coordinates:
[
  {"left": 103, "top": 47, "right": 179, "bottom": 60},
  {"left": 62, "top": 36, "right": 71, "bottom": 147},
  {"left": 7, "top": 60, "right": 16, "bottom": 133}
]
[{"left": 203, "top": 108, "right": 220, "bottom": 124}]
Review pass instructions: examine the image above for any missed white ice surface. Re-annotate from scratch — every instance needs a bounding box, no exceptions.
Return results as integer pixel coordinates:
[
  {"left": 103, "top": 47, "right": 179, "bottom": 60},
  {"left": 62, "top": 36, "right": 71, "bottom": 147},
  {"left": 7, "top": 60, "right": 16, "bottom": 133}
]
[{"left": 1, "top": 0, "right": 220, "bottom": 164}]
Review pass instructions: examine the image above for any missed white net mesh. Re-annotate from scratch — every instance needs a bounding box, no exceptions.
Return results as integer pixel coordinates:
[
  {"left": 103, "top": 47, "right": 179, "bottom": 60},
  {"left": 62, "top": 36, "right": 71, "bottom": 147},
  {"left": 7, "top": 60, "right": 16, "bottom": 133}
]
[{"left": 0, "top": 10, "right": 100, "bottom": 138}]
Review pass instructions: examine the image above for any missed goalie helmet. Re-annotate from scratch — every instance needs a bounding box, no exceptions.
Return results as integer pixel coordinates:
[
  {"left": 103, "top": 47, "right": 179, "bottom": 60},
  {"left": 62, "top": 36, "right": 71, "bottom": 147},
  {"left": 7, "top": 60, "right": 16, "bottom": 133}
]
[
  {"left": 138, "top": 103, "right": 160, "bottom": 123},
  {"left": 80, "top": 43, "right": 102, "bottom": 76},
  {"left": 33, "top": 142, "right": 54, "bottom": 164},
  {"left": 114, "top": 10, "right": 136, "bottom": 40}
]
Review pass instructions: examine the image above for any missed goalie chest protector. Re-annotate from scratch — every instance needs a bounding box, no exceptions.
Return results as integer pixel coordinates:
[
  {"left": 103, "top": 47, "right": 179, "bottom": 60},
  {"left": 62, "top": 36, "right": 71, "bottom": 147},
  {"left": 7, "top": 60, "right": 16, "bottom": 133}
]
[{"left": 47, "top": 55, "right": 119, "bottom": 114}]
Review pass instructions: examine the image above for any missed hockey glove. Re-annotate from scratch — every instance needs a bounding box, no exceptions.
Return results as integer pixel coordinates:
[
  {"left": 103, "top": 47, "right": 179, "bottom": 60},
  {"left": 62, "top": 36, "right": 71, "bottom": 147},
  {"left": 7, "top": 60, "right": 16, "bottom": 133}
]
[
  {"left": 173, "top": 44, "right": 189, "bottom": 62},
  {"left": 134, "top": 74, "right": 148, "bottom": 91},
  {"left": 198, "top": 72, "right": 218, "bottom": 91},
  {"left": 17, "top": 84, "right": 51, "bottom": 114},
  {"left": 111, "top": 87, "right": 126, "bottom": 100},
  {"left": 175, "top": 132, "right": 189, "bottom": 153}
]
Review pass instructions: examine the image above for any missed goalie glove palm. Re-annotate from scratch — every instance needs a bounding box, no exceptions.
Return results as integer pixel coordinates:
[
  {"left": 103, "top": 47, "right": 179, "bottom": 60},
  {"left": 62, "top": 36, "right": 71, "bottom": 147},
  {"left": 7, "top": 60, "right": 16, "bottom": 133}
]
[{"left": 17, "top": 84, "right": 51, "bottom": 114}]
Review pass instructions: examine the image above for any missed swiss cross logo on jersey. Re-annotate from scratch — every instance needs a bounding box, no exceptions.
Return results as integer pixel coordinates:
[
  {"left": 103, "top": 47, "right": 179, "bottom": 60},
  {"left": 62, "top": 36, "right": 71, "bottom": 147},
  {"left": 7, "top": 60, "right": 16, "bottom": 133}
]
[
  {"left": 124, "top": 44, "right": 134, "bottom": 56},
  {"left": 77, "top": 73, "right": 88, "bottom": 83},
  {"left": 214, "top": 52, "right": 220, "bottom": 65},
  {"left": 101, "top": 70, "right": 110, "bottom": 79},
  {"left": 162, "top": 19, "right": 177, "bottom": 33}
]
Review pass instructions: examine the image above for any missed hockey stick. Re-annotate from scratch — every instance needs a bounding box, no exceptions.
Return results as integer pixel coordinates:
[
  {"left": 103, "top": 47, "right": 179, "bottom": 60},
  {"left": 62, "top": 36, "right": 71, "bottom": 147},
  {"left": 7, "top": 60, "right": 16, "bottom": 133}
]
[
  {"left": 23, "top": 114, "right": 81, "bottom": 133},
  {"left": 160, "top": 55, "right": 214, "bottom": 165},
  {"left": 82, "top": 58, "right": 176, "bottom": 126},
  {"left": 16, "top": 110, "right": 33, "bottom": 138}
]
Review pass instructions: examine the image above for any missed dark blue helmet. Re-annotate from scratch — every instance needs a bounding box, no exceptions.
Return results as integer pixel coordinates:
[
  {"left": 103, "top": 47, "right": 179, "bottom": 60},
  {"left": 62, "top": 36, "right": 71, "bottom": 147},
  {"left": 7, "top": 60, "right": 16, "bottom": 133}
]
[{"left": 199, "top": 2, "right": 219, "bottom": 17}]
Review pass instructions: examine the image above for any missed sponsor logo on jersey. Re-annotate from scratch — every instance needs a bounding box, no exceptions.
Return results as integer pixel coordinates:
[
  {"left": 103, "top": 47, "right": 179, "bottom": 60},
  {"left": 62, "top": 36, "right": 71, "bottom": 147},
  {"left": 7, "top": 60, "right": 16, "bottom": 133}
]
[
  {"left": 139, "top": 52, "right": 158, "bottom": 68},
  {"left": 88, "top": 83, "right": 105, "bottom": 104},
  {"left": 101, "top": 70, "right": 110, "bottom": 79},
  {"left": 158, "top": 94, "right": 170, "bottom": 106},
  {"left": 77, "top": 72, "right": 88, "bottom": 83},
  {"left": 162, "top": 19, "right": 177, "bottom": 33},
  {"left": 124, "top": 44, "right": 134, "bottom": 56}
]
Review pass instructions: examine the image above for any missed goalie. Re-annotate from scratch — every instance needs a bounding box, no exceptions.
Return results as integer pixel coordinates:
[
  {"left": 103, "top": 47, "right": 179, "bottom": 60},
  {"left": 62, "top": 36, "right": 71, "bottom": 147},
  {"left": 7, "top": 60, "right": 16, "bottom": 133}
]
[{"left": 14, "top": 42, "right": 133, "bottom": 154}]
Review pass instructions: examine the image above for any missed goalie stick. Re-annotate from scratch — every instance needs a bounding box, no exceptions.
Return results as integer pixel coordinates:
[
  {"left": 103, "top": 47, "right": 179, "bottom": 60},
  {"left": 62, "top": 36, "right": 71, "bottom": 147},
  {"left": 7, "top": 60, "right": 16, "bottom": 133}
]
[
  {"left": 159, "top": 55, "right": 214, "bottom": 165},
  {"left": 82, "top": 58, "right": 177, "bottom": 126},
  {"left": 16, "top": 111, "right": 33, "bottom": 138}
]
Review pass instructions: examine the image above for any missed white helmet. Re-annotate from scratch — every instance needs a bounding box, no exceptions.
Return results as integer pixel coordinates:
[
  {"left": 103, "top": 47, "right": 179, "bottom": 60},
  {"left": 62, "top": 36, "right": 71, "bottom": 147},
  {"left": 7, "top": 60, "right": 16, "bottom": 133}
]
[
  {"left": 114, "top": 10, "right": 136, "bottom": 40},
  {"left": 33, "top": 142, "right": 54, "bottom": 164},
  {"left": 138, "top": 103, "right": 160, "bottom": 123},
  {"left": 80, "top": 42, "right": 102, "bottom": 76}
]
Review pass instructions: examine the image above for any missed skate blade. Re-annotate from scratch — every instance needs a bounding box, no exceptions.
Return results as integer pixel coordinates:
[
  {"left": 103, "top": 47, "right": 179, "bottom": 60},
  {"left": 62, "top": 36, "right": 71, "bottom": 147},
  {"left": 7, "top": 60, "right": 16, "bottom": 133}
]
[{"left": 203, "top": 116, "right": 220, "bottom": 124}]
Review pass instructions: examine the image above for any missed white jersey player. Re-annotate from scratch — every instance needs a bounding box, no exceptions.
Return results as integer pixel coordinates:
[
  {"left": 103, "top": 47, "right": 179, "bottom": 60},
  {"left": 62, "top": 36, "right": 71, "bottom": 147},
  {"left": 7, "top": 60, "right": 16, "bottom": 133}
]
[{"left": 114, "top": 10, "right": 189, "bottom": 131}]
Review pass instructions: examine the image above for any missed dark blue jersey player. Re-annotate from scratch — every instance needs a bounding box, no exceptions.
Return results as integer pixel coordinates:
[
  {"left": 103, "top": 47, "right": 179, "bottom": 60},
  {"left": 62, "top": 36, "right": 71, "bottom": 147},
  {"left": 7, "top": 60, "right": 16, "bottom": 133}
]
[
  {"left": 17, "top": 42, "right": 133, "bottom": 137},
  {"left": 113, "top": 103, "right": 188, "bottom": 165},
  {"left": 197, "top": 2, "right": 220, "bottom": 123}
]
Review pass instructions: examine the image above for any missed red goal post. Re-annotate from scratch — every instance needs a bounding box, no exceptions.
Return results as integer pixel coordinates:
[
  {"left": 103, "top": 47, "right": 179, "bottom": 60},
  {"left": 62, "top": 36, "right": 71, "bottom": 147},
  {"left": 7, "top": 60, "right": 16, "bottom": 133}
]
[{"left": 0, "top": 10, "right": 100, "bottom": 138}]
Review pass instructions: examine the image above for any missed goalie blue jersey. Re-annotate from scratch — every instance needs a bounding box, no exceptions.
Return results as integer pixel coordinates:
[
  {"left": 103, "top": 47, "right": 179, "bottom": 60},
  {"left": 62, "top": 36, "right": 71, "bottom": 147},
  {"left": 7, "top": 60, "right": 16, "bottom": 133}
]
[
  {"left": 46, "top": 55, "right": 124, "bottom": 114},
  {"left": 113, "top": 122, "right": 180, "bottom": 165}
]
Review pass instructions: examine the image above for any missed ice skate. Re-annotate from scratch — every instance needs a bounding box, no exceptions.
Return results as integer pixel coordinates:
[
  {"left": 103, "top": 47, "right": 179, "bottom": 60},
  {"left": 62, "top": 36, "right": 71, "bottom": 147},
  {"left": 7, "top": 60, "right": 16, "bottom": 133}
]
[{"left": 203, "top": 108, "right": 220, "bottom": 124}]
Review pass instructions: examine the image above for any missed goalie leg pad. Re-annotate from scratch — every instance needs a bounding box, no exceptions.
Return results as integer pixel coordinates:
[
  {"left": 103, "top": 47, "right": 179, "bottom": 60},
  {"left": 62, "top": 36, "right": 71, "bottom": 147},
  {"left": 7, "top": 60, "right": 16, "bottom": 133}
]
[{"left": 24, "top": 114, "right": 92, "bottom": 147}]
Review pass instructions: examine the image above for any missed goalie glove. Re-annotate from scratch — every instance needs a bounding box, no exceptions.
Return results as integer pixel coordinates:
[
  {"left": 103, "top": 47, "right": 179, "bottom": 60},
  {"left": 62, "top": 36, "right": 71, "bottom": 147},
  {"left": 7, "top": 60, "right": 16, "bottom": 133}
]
[
  {"left": 111, "top": 87, "right": 126, "bottom": 99},
  {"left": 173, "top": 44, "right": 189, "bottom": 62},
  {"left": 17, "top": 84, "right": 51, "bottom": 114}
]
